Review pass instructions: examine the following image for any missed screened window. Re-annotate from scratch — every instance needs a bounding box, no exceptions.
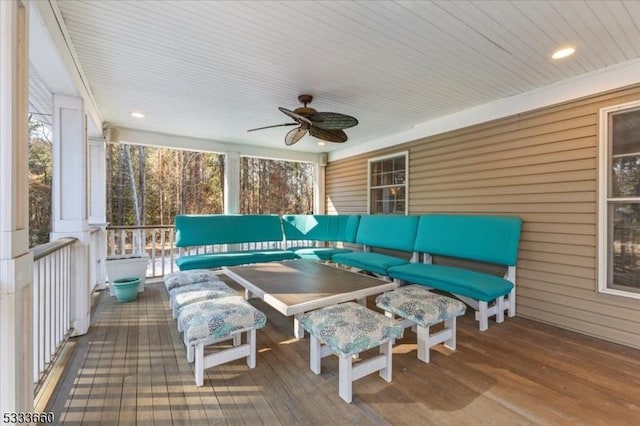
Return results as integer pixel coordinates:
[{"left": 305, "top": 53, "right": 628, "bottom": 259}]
[
  {"left": 368, "top": 152, "right": 408, "bottom": 214},
  {"left": 240, "top": 156, "right": 314, "bottom": 214},
  {"left": 599, "top": 102, "right": 640, "bottom": 298}
]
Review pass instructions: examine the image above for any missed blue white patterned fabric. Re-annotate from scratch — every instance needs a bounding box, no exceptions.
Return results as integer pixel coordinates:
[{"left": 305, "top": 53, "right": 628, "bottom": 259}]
[
  {"left": 178, "top": 296, "right": 266, "bottom": 343},
  {"left": 300, "top": 302, "right": 404, "bottom": 358},
  {"left": 163, "top": 269, "right": 220, "bottom": 292},
  {"left": 375, "top": 285, "right": 466, "bottom": 327},
  {"left": 169, "top": 281, "right": 237, "bottom": 317}
]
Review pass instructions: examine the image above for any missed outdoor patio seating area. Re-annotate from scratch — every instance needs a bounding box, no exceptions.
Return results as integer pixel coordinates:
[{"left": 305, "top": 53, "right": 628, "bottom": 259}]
[
  {"left": 4, "top": 1, "right": 640, "bottom": 419},
  {"left": 42, "top": 277, "right": 640, "bottom": 425}
]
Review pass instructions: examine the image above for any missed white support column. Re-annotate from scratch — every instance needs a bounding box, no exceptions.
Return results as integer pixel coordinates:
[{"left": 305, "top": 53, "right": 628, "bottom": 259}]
[
  {"left": 50, "top": 94, "right": 91, "bottom": 336},
  {"left": 313, "top": 158, "right": 326, "bottom": 214},
  {"left": 224, "top": 151, "right": 240, "bottom": 214},
  {"left": 88, "top": 136, "right": 107, "bottom": 290},
  {"left": 88, "top": 137, "right": 106, "bottom": 225},
  {"left": 0, "top": 0, "right": 34, "bottom": 413}
]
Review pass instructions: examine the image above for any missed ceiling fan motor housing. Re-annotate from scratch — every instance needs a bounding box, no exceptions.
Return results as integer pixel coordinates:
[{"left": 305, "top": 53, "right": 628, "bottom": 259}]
[
  {"left": 293, "top": 106, "right": 317, "bottom": 117},
  {"left": 298, "top": 94, "right": 313, "bottom": 104}
]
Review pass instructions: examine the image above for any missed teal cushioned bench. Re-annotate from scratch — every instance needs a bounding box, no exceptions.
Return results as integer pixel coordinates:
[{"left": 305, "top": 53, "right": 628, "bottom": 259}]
[
  {"left": 175, "top": 214, "right": 297, "bottom": 270},
  {"left": 176, "top": 249, "right": 298, "bottom": 270},
  {"left": 332, "top": 215, "right": 420, "bottom": 276},
  {"left": 282, "top": 214, "right": 360, "bottom": 261},
  {"left": 387, "top": 263, "right": 513, "bottom": 301},
  {"left": 387, "top": 214, "right": 522, "bottom": 331}
]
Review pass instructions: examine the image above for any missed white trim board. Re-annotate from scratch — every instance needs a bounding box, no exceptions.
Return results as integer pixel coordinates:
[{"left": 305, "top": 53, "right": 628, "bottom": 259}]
[
  {"left": 118, "top": 127, "right": 323, "bottom": 163},
  {"left": 30, "top": 1, "right": 103, "bottom": 137},
  {"left": 330, "top": 57, "right": 640, "bottom": 162}
]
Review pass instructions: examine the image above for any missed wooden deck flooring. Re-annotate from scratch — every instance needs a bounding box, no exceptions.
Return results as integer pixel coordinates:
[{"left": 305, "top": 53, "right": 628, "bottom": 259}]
[{"left": 45, "top": 276, "right": 640, "bottom": 425}]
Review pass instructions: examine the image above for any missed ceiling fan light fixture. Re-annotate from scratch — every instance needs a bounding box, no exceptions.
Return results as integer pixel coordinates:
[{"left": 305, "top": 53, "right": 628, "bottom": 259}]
[{"left": 551, "top": 46, "right": 575, "bottom": 59}]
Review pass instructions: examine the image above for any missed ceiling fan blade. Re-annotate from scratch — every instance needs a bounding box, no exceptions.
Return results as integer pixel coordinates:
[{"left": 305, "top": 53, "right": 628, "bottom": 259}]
[
  {"left": 247, "top": 122, "right": 298, "bottom": 132},
  {"left": 309, "top": 112, "right": 359, "bottom": 130},
  {"left": 285, "top": 127, "right": 308, "bottom": 145},
  {"left": 279, "top": 107, "right": 313, "bottom": 126},
  {"left": 309, "top": 127, "right": 348, "bottom": 143}
]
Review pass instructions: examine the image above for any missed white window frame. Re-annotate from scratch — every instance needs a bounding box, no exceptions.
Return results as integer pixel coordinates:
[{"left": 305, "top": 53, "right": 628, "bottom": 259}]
[
  {"left": 598, "top": 100, "right": 640, "bottom": 300},
  {"left": 367, "top": 151, "right": 409, "bottom": 215}
]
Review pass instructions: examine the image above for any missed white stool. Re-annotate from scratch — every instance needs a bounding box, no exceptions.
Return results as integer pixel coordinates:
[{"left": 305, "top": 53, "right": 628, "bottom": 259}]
[
  {"left": 376, "top": 285, "right": 466, "bottom": 363},
  {"left": 299, "top": 302, "right": 404, "bottom": 403},
  {"left": 178, "top": 296, "right": 266, "bottom": 386}
]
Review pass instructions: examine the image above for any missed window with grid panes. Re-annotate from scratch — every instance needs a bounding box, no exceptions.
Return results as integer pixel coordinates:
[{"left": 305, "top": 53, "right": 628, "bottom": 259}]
[
  {"left": 598, "top": 102, "right": 640, "bottom": 298},
  {"left": 368, "top": 152, "right": 408, "bottom": 215}
]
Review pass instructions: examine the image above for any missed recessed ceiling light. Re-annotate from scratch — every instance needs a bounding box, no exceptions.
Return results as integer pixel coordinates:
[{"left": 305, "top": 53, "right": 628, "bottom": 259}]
[
  {"left": 551, "top": 46, "right": 575, "bottom": 59},
  {"left": 130, "top": 112, "right": 145, "bottom": 118},
  {"left": 317, "top": 141, "right": 326, "bottom": 146}
]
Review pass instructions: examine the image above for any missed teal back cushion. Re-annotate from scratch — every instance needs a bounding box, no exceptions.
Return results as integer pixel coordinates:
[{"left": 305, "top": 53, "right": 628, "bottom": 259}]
[
  {"left": 355, "top": 215, "right": 420, "bottom": 252},
  {"left": 414, "top": 214, "right": 522, "bottom": 266},
  {"left": 175, "top": 214, "right": 284, "bottom": 246},
  {"left": 282, "top": 215, "right": 360, "bottom": 242}
]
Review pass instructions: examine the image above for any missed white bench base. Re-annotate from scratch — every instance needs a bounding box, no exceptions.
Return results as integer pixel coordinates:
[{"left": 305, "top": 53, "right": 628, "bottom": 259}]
[
  {"left": 177, "top": 297, "right": 266, "bottom": 387},
  {"left": 310, "top": 334, "right": 393, "bottom": 403},
  {"left": 391, "top": 315, "right": 457, "bottom": 363},
  {"left": 188, "top": 328, "right": 256, "bottom": 387},
  {"left": 300, "top": 302, "right": 403, "bottom": 403},
  {"left": 376, "top": 286, "right": 466, "bottom": 362}
]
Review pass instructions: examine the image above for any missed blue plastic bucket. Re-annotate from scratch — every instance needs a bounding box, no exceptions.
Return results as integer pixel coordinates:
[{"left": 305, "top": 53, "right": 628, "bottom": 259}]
[{"left": 112, "top": 277, "right": 140, "bottom": 302}]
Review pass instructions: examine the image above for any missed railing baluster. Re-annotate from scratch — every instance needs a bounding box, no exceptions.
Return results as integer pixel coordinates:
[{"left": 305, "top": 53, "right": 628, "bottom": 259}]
[
  {"left": 39, "top": 259, "right": 45, "bottom": 381},
  {"left": 161, "top": 228, "right": 167, "bottom": 276},
  {"left": 57, "top": 249, "right": 63, "bottom": 349},
  {"left": 151, "top": 228, "right": 157, "bottom": 277},
  {"left": 33, "top": 265, "right": 40, "bottom": 384},
  {"left": 45, "top": 254, "right": 51, "bottom": 368},
  {"left": 54, "top": 251, "right": 59, "bottom": 353},
  {"left": 31, "top": 237, "right": 76, "bottom": 389},
  {"left": 169, "top": 229, "right": 175, "bottom": 274},
  {"left": 119, "top": 229, "right": 125, "bottom": 255},
  {"left": 64, "top": 244, "right": 70, "bottom": 335},
  {"left": 108, "top": 231, "right": 115, "bottom": 257}
]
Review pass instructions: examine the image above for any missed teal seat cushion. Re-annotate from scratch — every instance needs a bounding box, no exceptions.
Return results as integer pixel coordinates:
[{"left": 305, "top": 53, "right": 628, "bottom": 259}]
[
  {"left": 175, "top": 214, "right": 284, "bottom": 247},
  {"left": 282, "top": 214, "right": 360, "bottom": 243},
  {"left": 355, "top": 215, "right": 420, "bottom": 252},
  {"left": 415, "top": 214, "right": 522, "bottom": 266},
  {"left": 287, "top": 246, "right": 353, "bottom": 261},
  {"left": 387, "top": 263, "right": 514, "bottom": 302},
  {"left": 332, "top": 251, "right": 410, "bottom": 276},
  {"left": 176, "top": 249, "right": 298, "bottom": 270}
]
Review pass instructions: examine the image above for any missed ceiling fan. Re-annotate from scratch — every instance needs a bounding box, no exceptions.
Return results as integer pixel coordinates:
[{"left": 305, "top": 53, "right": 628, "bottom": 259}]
[{"left": 248, "top": 95, "right": 358, "bottom": 146}]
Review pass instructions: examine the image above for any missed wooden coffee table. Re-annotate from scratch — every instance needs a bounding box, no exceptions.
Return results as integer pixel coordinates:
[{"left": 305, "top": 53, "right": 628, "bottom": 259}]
[{"left": 223, "top": 260, "right": 398, "bottom": 338}]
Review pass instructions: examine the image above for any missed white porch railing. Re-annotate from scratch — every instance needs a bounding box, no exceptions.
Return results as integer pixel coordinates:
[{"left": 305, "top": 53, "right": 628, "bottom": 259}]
[
  {"left": 31, "top": 237, "right": 76, "bottom": 387},
  {"left": 106, "top": 225, "right": 319, "bottom": 278},
  {"left": 107, "top": 225, "right": 179, "bottom": 277}
]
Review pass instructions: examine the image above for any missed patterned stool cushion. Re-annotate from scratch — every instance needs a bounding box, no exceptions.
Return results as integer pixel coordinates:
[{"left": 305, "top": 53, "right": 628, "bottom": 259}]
[
  {"left": 375, "top": 285, "right": 466, "bottom": 327},
  {"left": 170, "top": 281, "right": 237, "bottom": 317},
  {"left": 178, "top": 296, "right": 267, "bottom": 343},
  {"left": 300, "top": 302, "right": 404, "bottom": 357},
  {"left": 163, "top": 269, "right": 220, "bottom": 292}
]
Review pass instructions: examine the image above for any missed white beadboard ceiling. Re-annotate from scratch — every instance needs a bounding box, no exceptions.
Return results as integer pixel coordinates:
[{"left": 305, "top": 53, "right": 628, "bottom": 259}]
[{"left": 51, "top": 0, "right": 640, "bottom": 155}]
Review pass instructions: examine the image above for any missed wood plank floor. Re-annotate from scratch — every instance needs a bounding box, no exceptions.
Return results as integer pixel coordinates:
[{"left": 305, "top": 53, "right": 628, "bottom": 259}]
[{"left": 45, "top": 276, "right": 640, "bottom": 425}]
